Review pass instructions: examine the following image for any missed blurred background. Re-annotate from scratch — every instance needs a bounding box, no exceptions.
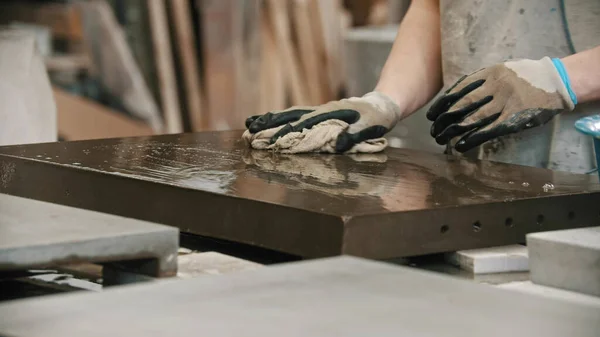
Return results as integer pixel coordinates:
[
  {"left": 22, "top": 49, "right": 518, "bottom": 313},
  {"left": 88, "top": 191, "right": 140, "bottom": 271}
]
[{"left": 0, "top": 0, "right": 439, "bottom": 151}]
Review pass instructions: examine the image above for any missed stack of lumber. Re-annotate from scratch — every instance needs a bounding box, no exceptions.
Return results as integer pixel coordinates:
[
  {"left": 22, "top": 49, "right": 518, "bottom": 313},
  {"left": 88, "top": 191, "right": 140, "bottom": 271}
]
[
  {"left": 199, "top": 0, "right": 350, "bottom": 131},
  {"left": 0, "top": 0, "right": 400, "bottom": 139}
]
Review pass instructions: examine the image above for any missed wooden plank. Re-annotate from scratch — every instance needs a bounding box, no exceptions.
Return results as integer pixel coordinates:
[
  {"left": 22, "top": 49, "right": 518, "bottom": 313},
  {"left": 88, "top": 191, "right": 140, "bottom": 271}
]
[
  {"left": 266, "top": 0, "right": 309, "bottom": 106},
  {"left": 199, "top": 0, "right": 262, "bottom": 130},
  {"left": 0, "top": 2, "right": 83, "bottom": 41},
  {"left": 307, "top": 0, "right": 333, "bottom": 103},
  {"left": 316, "top": 1, "right": 340, "bottom": 98},
  {"left": 232, "top": 1, "right": 262, "bottom": 125},
  {"left": 258, "top": 9, "right": 286, "bottom": 113},
  {"left": 338, "top": 8, "right": 353, "bottom": 94},
  {"left": 198, "top": 0, "right": 236, "bottom": 130},
  {"left": 292, "top": 0, "right": 324, "bottom": 105},
  {"left": 170, "top": 0, "right": 204, "bottom": 131},
  {"left": 148, "top": 0, "right": 183, "bottom": 134},
  {"left": 78, "top": 1, "right": 164, "bottom": 132},
  {"left": 54, "top": 87, "right": 154, "bottom": 140}
]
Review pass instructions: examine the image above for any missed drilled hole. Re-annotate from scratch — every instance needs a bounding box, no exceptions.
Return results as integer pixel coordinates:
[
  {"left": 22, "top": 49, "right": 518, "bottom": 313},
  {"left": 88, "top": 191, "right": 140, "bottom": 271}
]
[
  {"left": 568, "top": 211, "right": 576, "bottom": 220},
  {"left": 537, "top": 214, "right": 545, "bottom": 225},
  {"left": 440, "top": 225, "right": 449, "bottom": 234},
  {"left": 473, "top": 221, "right": 482, "bottom": 232},
  {"left": 505, "top": 217, "right": 514, "bottom": 227}
]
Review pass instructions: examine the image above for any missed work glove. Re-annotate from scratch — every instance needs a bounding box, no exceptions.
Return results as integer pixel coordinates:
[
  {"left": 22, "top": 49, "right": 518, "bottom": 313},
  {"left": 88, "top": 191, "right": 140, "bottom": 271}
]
[
  {"left": 243, "top": 91, "right": 401, "bottom": 154},
  {"left": 426, "top": 57, "right": 577, "bottom": 153}
]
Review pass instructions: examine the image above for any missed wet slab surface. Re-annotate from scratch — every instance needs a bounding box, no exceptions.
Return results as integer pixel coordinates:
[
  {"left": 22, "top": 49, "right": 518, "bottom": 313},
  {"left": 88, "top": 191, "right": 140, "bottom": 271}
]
[
  {"left": 0, "top": 194, "right": 178, "bottom": 277},
  {"left": 0, "top": 131, "right": 599, "bottom": 258},
  {"left": 0, "top": 256, "right": 598, "bottom": 337}
]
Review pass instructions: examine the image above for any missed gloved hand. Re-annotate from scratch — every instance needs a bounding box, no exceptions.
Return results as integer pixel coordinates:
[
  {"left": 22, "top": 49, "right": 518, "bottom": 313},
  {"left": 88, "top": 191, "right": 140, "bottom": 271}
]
[
  {"left": 243, "top": 91, "right": 401, "bottom": 154},
  {"left": 426, "top": 57, "right": 577, "bottom": 153}
]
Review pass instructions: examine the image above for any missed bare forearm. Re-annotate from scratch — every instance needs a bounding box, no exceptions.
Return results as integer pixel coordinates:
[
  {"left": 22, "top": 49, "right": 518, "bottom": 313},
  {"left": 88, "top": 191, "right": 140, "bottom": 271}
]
[
  {"left": 375, "top": 0, "right": 442, "bottom": 118},
  {"left": 562, "top": 45, "right": 600, "bottom": 104}
]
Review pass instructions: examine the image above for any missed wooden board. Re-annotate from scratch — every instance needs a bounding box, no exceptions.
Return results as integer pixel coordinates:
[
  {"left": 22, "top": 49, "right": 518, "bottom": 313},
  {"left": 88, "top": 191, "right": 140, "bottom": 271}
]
[
  {"left": 170, "top": 0, "right": 204, "bottom": 131},
  {"left": 232, "top": 1, "right": 262, "bottom": 125},
  {"left": 54, "top": 87, "right": 154, "bottom": 140},
  {"left": 307, "top": 0, "right": 333, "bottom": 103},
  {"left": 78, "top": 1, "right": 164, "bottom": 132},
  {"left": 267, "top": 0, "right": 309, "bottom": 106},
  {"left": 198, "top": 0, "right": 237, "bottom": 130},
  {"left": 199, "top": 0, "right": 262, "bottom": 130},
  {"left": 0, "top": 2, "right": 83, "bottom": 41},
  {"left": 259, "top": 10, "right": 286, "bottom": 113},
  {"left": 148, "top": 0, "right": 183, "bottom": 134},
  {"left": 316, "top": 0, "right": 343, "bottom": 98},
  {"left": 292, "top": 0, "right": 324, "bottom": 105}
]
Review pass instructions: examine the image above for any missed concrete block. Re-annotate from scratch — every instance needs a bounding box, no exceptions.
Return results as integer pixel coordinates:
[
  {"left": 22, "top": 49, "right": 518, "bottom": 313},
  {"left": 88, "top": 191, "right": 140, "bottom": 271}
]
[
  {"left": 498, "top": 281, "right": 600, "bottom": 307},
  {"left": 3, "top": 130, "right": 600, "bottom": 260},
  {"left": 0, "top": 193, "right": 178, "bottom": 278},
  {"left": 445, "top": 245, "right": 529, "bottom": 274},
  {"left": 527, "top": 227, "right": 600, "bottom": 297},
  {"left": 0, "top": 257, "right": 598, "bottom": 336}
]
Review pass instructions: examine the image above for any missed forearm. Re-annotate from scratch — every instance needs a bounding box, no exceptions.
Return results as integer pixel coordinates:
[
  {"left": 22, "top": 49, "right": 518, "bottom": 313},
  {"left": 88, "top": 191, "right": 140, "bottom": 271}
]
[
  {"left": 562, "top": 45, "right": 600, "bottom": 104},
  {"left": 375, "top": 0, "right": 442, "bottom": 118}
]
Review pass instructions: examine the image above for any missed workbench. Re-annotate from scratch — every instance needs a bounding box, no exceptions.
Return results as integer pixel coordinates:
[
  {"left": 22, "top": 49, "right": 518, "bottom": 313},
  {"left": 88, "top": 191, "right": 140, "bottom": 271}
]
[{"left": 1, "top": 130, "right": 599, "bottom": 258}]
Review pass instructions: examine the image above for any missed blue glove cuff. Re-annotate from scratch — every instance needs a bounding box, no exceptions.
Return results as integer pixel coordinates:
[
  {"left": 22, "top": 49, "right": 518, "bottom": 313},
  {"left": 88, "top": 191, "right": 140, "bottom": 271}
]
[{"left": 551, "top": 58, "right": 578, "bottom": 106}]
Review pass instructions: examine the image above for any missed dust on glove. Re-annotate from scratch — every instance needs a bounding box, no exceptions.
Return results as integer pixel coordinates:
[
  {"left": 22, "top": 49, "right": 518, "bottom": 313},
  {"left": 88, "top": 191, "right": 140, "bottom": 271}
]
[
  {"left": 427, "top": 57, "right": 576, "bottom": 153},
  {"left": 243, "top": 91, "right": 401, "bottom": 154}
]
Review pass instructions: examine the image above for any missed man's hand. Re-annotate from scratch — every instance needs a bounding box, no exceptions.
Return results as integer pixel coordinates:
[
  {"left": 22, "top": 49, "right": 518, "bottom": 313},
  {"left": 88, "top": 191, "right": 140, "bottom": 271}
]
[
  {"left": 244, "top": 91, "right": 401, "bottom": 153},
  {"left": 426, "top": 57, "right": 576, "bottom": 153}
]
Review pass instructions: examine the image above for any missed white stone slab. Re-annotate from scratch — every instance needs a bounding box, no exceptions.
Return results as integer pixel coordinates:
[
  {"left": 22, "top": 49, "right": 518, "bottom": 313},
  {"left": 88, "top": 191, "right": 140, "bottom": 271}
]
[
  {"left": 0, "top": 257, "right": 598, "bottom": 337},
  {"left": 177, "top": 252, "right": 262, "bottom": 278},
  {"left": 527, "top": 227, "right": 600, "bottom": 297},
  {"left": 445, "top": 245, "right": 529, "bottom": 274}
]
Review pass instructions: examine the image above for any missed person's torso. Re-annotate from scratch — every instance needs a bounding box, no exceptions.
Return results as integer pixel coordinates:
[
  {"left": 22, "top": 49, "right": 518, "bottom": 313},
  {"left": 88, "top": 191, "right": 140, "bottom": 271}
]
[{"left": 439, "top": 0, "right": 600, "bottom": 173}]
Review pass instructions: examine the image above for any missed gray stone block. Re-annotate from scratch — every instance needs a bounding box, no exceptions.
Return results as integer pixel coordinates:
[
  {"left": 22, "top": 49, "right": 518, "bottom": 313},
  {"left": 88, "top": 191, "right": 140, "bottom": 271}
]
[
  {"left": 527, "top": 226, "right": 600, "bottom": 297},
  {"left": 0, "top": 256, "right": 598, "bottom": 336},
  {"left": 0, "top": 193, "right": 178, "bottom": 277},
  {"left": 498, "top": 281, "right": 600, "bottom": 307}
]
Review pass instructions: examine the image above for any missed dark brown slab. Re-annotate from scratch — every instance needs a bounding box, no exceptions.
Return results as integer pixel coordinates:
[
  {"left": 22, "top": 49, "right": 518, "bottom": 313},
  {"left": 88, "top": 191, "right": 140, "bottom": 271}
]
[{"left": 1, "top": 131, "right": 599, "bottom": 258}]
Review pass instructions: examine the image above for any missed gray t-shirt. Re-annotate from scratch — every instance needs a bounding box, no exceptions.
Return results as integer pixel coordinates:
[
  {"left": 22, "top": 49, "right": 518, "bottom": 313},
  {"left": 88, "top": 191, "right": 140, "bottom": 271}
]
[{"left": 440, "top": 0, "right": 600, "bottom": 173}]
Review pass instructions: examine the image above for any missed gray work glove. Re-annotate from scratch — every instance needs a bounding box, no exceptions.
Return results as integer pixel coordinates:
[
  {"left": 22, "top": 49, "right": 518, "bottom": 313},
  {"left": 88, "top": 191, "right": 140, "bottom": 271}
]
[
  {"left": 427, "top": 57, "right": 576, "bottom": 152},
  {"left": 244, "top": 91, "right": 401, "bottom": 153}
]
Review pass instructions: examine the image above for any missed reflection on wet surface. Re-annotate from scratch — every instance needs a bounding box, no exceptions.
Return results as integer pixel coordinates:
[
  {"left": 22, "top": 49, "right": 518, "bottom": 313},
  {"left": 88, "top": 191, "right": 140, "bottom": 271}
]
[{"left": 0, "top": 131, "right": 598, "bottom": 216}]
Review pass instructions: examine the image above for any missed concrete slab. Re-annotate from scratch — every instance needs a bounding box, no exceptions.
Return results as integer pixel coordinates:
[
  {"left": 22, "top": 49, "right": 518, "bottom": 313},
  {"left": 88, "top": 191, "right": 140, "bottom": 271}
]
[
  {"left": 527, "top": 226, "right": 600, "bottom": 297},
  {"left": 0, "top": 257, "right": 598, "bottom": 337},
  {"left": 0, "top": 193, "right": 178, "bottom": 277},
  {"left": 445, "top": 245, "right": 529, "bottom": 274},
  {"left": 498, "top": 281, "right": 600, "bottom": 307},
  {"left": 1, "top": 131, "right": 599, "bottom": 259}
]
